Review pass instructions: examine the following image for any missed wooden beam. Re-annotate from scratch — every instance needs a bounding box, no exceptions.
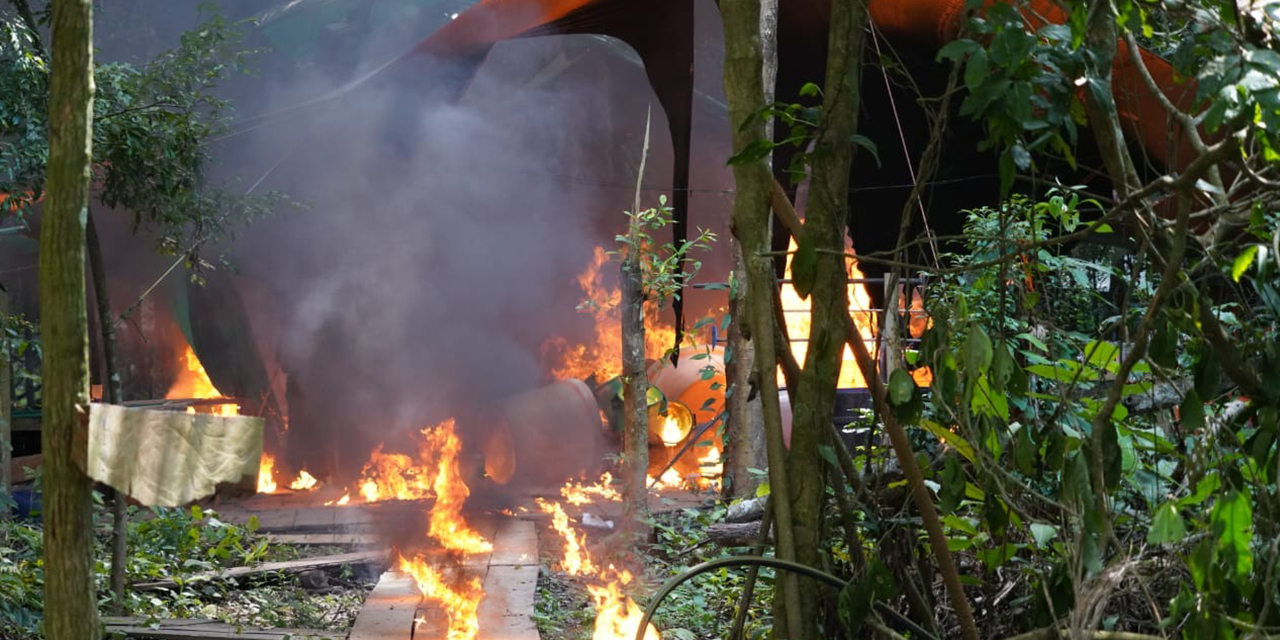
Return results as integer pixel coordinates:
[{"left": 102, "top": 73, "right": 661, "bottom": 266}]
[
  {"left": 132, "top": 550, "right": 386, "bottom": 591},
  {"left": 266, "top": 532, "right": 382, "bottom": 546}
]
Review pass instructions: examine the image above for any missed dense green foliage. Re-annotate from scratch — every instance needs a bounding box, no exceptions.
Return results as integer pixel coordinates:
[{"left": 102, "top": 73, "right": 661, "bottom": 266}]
[
  {"left": 0, "top": 498, "right": 365, "bottom": 640},
  {"left": 0, "top": 4, "right": 287, "bottom": 274}
]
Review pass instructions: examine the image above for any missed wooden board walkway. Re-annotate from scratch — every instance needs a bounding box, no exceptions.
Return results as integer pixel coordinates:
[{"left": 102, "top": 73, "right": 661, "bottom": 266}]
[
  {"left": 267, "top": 532, "right": 383, "bottom": 546},
  {"left": 346, "top": 572, "right": 421, "bottom": 640},
  {"left": 101, "top": 618, "right": 343, "bottom": 640},
  {"left": 350, "top": 516, "right": 540, "bottom": 640}
]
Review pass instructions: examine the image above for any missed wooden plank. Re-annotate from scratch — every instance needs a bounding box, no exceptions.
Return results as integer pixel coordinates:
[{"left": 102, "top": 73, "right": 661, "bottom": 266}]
[
  {"left": 477, "top": 565, "right": 539, "bottom": 640},
  {"left": 8, "top": 454, "right": 41, "bottom": 486},
  {"left": 266, "top": 532, "right": 382, "bottom": 546},
  {"left": 489, "top": 519, "right": 538, "bottom": 567},
  {"left": 132, "top": 550, "right": 386, "bottom": 591},
  {"left": 348, "top": 572, "right": 419, "bottom": 640},
  {"left": 102, "top": 622, "right": 341, "bottom": 640}
]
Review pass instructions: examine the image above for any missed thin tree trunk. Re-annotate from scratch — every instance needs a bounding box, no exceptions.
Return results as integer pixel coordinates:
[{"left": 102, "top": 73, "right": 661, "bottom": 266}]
[
  {"left": 782, "top": 0, "right": 869, "bottom": 635},
  {"left": 723, "top": 0, "right": 775, "bottom": 491},
  {"left": 723, "top": 247, "right": 767, "bottom": 499},
  {"left": 723, "top": 0, "right": 777, "bottom": 501},
  {"left": 621, "top": 259, "right": 649, "bottom": 527},
  {"left": 0, "top": 281, "right": 10, "bottom": 508},
  {"left": 41, "top": 1, "right": 97, "bottom": 639},
  {"left": 720, "top": 1, "right": 802, "bottom": 637},
  {"left": 87, "top": 213, "right": 128, "bottom": 613},
  {"left": 621, "top": 108, "right": 653, "bottom": 529}
]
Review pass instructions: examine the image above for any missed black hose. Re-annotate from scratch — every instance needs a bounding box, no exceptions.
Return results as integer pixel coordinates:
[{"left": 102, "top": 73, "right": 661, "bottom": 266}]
[
  {"left": 634, "top": 556, "right": 844, "bottom": 640},
  {"left": 634, "top": 555, "right": 939, "bottom": 640}
]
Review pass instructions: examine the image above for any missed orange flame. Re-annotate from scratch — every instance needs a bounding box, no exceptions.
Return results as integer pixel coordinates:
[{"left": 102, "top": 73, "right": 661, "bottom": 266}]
[
  {"left": 543, "top": 246, "right": 679, "bottom": 380},
  {"left": 322, "top": 493, "right": 351, "bottom": 506},
  {"left": 388, "top": 419, "right": 491, "bottom": 640},
  {"left": 537, "top": 498, "right": 596, "bottom": 576},
  {"left": 540, "top": 484, "right": 662, "bottom": 640},
  {"left": 779, "top": 238, "right": 876, "bottom": 388},
  {"left": 697, "top": 445, "right": 721, "bottom": 481},
  {"left": 561, "top": 472, "right": 622, "bottom": 506},
  {"left": 399, "top": 554, "right": 483, "bottom": 640},
  {"left": 424, "top": 419, "right": 493, "bottom": 554},
  {"left": 288, "top": 470, "right": 319, "bottom": 491},
  {"left": 659, "top": 416, "right": 685, "bottom": 447},
  {"left": 166, "top": 345, "right": 239, "bottom": 416},
  {"left": 356, "top": 446, "right": 434, "bottom": 503},
  {"left": 646, "top": 467, "right": 684, "bottom": 491},
  {"left": 588, "top": 569, "right": 661, "bottom": 640},
  {"left": 257, "top": 453, "right": 278, "bottom": 494}
]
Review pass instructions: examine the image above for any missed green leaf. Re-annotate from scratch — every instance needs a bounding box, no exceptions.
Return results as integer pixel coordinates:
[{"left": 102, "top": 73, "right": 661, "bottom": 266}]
[
  {"left": 888, "top": 368, "right": 915, "bottom": 406},
  {"left": 971, "top": 374, "right": 1009, "bottom": 421},
  {"left": 976, "top": 543, "right": 1020, "bottom": 569},
  {"left": 1084, "top": 341, "right": 1120, "bottom": 373},
  {"left": 1180, "top": 388, "right": 1204, "bottom": 432},
  {"left": 1030, "top": 523, "right": 1059, "bottom": 548},
  {"left": 991, "top": 342, "right": 1015, "bottom": 389},
  {"left": 939, "top": 456, "right": 966, "bottom": 514},
  {"left": 791, "top": 232, "right": 818, "bottom": 300},
  {"left": 920, "top": 419, "right": 976, "bottom": 463},
  {"left": 850, "top": 134, "right": 881, "bottom": 167},
  {"left": 799, "top": 82, "right": 821, "bottom": 97},
  {"left": 1149, "top": 321, "right": 1177, "bottom": 369},
  {"left": 1210, "top": 489, "right": 1254, "bottom": 581},
  {"left": 818, "top": 444, "right": 838, "bottom": 467},
  {"left": 727, "top": 138, "right": 775, "bottom": 166},
  {"left": 963, "top": 325, "right": 994, "bottom": 374},
  {"left": 246, "top": 515, "right": 260, "bottom": 533},
  {"left": 1148, "top": 502, "right": 1187, "bottom": 544},
  {"left": 1100, "top": 421, "right": 1122, "bottom": 490},
  {"left": 936, "top": 38, "right": 980, "bottom": 62},
  {"left": 1059, "top": 452, "right": 1092, "bottom": 508},
  {"left": 964, "top": 48, "right": 990, "bottom": 90}
]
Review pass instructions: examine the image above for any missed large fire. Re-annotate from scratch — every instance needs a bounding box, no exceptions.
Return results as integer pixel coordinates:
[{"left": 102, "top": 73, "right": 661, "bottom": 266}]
[
  {"left": 399, "top": 557, "right": 484, "bottom": 640},
  {"left": 166, "top": 345, "right": 240, "bottom": 416},
  {"left": 543, "top": 247, "right": 679, "bottom": 381},
  {"left": 424, "top": 420, "right": 493, "bottom": 554},
  {"left": 539, "top": 481, "right": 662, "bottom": 640},
  {"left": 390, "top": 419, "right": 492, "bottom": 640}
]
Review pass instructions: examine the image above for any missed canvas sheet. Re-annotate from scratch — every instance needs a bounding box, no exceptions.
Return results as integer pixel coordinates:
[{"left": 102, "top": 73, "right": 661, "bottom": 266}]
[{"left": 87, "top": 403, "right": 263, "bottom": 507}]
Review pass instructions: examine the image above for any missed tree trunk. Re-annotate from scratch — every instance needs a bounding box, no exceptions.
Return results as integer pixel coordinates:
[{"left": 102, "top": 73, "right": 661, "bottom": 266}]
[
  {"left": 723, "top": 0, "right": 777, "bottom": 501},
  {"left": 41, "top": 1, "right": 98, "bottom": 639},
  {"left": 87, "top": 213, "right": 128, "bottom": 613},
  {"left": 723, "top": 249, "right": 767, "bottom": 500},
  {"left": 620, "top": 256, "right": 649, "bottom": 527},
  {"left": 720, "top": 1, "right": 802, "bottom": 636},
  {"left": 620, "top": 110, "right": 653, "bottom": 529},
  {"left": 782, "top": 0, "right": 869, "bottom": 635},
  {"left": 1, "top": 281, "right": 10, "bottom": 508}
]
